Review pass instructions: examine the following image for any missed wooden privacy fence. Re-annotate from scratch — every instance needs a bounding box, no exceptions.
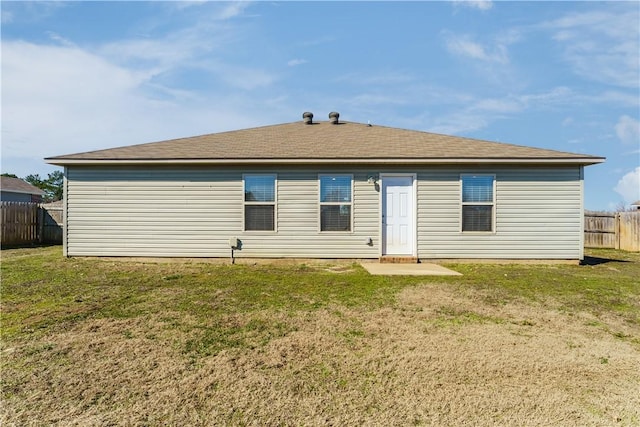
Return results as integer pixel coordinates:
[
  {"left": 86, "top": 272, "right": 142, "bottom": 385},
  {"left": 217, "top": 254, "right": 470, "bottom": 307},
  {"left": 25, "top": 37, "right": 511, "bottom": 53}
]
[
  {"left": 1, "top": 202, "right": 39, "bottom": 246},
  {"left": 3, "top": 203, "right": 638, "bottom": 251},
  {"left": 584, "top": 211, "right": 640, "bottom": 252},
  {"left": 41, "top": 204, "right": 64, "bottom": 244},
  {"left": 1, "top": 202, "right": 63, "bottom": 247}
]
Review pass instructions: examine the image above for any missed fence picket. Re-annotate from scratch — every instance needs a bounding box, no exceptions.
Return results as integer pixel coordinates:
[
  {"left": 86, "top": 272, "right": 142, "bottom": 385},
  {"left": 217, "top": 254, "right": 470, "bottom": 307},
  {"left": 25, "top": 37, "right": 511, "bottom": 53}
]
[
  {"left": 584, "top": 211, "right": 640, "bottom": 251},
  {"left": 1, "top": 202, "right": 63, "bottom": 247}
]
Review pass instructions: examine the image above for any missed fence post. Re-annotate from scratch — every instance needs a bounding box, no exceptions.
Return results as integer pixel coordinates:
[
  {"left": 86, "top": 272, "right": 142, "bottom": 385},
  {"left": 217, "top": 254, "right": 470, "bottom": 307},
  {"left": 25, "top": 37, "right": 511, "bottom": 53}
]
[
  {"left": 38, "top": 206, "right": 44, "bottom": 244},
  {"left": 615, "top": 213, "right": 620, "bottom": 250}
]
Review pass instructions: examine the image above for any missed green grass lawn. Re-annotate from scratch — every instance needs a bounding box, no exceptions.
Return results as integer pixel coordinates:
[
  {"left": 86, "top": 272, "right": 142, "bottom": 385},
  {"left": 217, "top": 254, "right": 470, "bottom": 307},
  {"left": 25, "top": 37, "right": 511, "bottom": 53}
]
[
  {"left": 1, "top": 248, "right": 411, "bottom": 341},
  {"left": 1, "top": 247, "right": 639, "bottom": 425},
  {"left": 2, "top": 247, "right": 638, "bottom": 345}
]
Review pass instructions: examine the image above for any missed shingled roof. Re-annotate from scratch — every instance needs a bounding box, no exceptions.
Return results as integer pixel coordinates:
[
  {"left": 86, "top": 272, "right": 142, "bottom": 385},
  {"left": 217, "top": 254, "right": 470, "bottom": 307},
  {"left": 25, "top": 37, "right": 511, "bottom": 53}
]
[
  {"left": 46, "top": 120, "right": 605, "bottom": 166},
  {"left": 0, "top": 177, "right": 45, "bottom": 196}
]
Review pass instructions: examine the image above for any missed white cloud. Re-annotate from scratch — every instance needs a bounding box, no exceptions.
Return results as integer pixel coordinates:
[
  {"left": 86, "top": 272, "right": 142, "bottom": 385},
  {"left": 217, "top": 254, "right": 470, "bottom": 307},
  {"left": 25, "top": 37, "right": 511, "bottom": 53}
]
[
  {"left": 166, "top": 1, "right": 252, "bottom": 18},
  {"left": 95, "top": 5, "right": 275, "bottom": 92},
  {"left": 446, "top": 36, "right": 488, "bottom": 60},
  {"left": 427, "top": 112, "right": 490, "bottom": 136},
  {"left": 2, "top": 41, "right": 166, "bottom": 158},
  {"left": 0, "top": 2, "right": 67, "bottom": 25},
  {"left": 452, "top": 0, "right": 493, "bottom": 11},
  {"left": 470, "top": 98, "right": 521, "bottom": 114},
  {"left": 172, "top": 1, "right": 208, "bottom": 11},
  {"left": 1, "top": 40, "right": 281, "bottom": 178},
  {"left": 347, "top": 93, "right": 408, "bottom": 108},
  {"left": 46, "top": 31, "right": 77, "bottom": 48},
  {"left": 206, "top": 63, "right": 277, "bottom": 90},
  {"left": 421, "top": 87, "right": 576, "bottom": 135},
  {"left": 334, "top": 71, "right": 414, "bottom": 86},
  {"left": 287, "top": 58, "right": 308, "bottom": 67},
  {"left": 614, "top": 167, "right": 640, "bottom": 204},
  {"left": 297, "top": 35, "right": 336, "bottom": 48},
  {"left": 2, "top": 10, "right": 13, "bottom": 23},
  {"left": 519, "top": 86, "right": 573, "bottom": 106},
  {"left": 99, "top": 19, "right": 232, "bottom": 71},
  {"left": 544, "top": 6, "right": 640, "bottom": 88},
  {"left": 1, "top": 2, "right": 296, "bottom": 178},
  {"left": 217, "top": 2, "right": 252, "bottom": 20},
  {"left": 582, "top": 91, "right": 639, "bottom": 108},
  {"left": 443, "top": 33, "right": 509, "bottom": 64},
  {"left": 615, "top": 115, "right": 640, "bottom": 145}
]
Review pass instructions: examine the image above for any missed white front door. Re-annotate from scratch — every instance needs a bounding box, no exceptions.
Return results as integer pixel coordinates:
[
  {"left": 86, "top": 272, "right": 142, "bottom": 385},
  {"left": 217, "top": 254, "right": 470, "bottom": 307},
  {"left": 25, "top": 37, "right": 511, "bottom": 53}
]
[{"left": 382, "top": 176, "right": 415, "bottom": 255}]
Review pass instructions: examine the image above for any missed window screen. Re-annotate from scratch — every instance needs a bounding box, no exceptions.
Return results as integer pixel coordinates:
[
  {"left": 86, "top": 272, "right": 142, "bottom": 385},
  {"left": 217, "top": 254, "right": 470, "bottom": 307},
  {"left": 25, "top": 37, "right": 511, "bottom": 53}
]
[
  {"left": 462, "top": 205, "right": 493, "bottom": 232},
  {"left": 461, "top": 175, "right": 495, "bottom": 232},
  {"left": 462, "top": 175, "right": 494, "bottom": 203},
  {"left": 244, "top": 175, "right": 276, "bottom": 231},
  {"left": 319, "top": 175, "right": 352, "bottom": 231},
  {"left": 245, "top": 175, "right": 275, "bottom": 202}
]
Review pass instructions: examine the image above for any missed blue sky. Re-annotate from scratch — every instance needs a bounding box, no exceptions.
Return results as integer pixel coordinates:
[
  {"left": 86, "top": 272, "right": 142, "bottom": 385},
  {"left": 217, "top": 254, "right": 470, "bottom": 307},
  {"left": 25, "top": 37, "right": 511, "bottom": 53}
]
[{"left": 2, "top": 1, "right": 639, "bottom": 210}]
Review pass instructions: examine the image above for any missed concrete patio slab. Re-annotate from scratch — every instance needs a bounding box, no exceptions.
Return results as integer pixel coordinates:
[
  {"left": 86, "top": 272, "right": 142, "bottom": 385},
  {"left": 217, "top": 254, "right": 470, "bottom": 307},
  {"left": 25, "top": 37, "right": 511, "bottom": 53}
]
[{"left": 361, "top": 262, "right": 462, "bottom": 276}]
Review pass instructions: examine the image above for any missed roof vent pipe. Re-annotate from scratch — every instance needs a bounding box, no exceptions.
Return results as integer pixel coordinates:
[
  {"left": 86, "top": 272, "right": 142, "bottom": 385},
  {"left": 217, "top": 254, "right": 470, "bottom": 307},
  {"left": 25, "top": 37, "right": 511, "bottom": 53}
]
[
  {"left": 329, "top": 111, "right": 340, "bottom": 124},
  {"left": 303, "top": 112, "right": 313, "bottom": 124}
]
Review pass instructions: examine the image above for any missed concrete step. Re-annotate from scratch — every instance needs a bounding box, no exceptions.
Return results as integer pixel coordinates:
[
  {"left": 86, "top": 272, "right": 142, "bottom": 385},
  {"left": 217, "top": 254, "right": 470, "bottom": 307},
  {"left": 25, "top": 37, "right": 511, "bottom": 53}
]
[{"left": 379, "top": 256, "right": 419, "bottom": 264}]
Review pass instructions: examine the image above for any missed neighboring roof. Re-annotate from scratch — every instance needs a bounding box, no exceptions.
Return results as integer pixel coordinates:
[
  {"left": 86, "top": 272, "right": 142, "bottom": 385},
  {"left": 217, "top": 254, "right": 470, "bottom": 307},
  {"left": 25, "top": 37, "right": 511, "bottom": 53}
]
[
  {"left": 632, "top": 201, "right": 640, "bottom": 206},
  {"left": 46, "top": 120, "right": 605, "bottom": 166},
  {"left": 0, "top": 177, "right": 45, "bottom": 196}
]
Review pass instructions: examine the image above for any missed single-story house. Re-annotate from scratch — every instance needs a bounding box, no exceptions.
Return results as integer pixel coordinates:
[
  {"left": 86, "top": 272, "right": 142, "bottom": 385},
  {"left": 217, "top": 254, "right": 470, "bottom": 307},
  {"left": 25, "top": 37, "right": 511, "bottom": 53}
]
[
  {"left": 0, "top": 176, "right": 45, "bottom": 203},
  {"left": 46, "top": 112, "right": 605, "bottom": 261}
]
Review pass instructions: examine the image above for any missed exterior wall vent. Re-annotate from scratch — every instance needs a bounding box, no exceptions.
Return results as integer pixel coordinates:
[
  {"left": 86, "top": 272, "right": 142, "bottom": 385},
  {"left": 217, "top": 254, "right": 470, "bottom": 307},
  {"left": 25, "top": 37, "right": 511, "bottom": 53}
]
[
  {"left": 303, "top": 112, "right": 314, "bottom": 124},
  {"left": 329, "top": 111, "right": 340, "bottom": 124}
]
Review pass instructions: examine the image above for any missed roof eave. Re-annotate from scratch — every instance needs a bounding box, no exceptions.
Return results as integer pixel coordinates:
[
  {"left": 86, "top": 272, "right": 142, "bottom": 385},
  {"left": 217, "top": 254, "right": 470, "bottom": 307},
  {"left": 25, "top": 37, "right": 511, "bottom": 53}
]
[
  {"left": 46, "top": 157, "right": 606, "bottom": 167},
  {"left": 1, "top": 189, "right": 45, "bottom": 196}
]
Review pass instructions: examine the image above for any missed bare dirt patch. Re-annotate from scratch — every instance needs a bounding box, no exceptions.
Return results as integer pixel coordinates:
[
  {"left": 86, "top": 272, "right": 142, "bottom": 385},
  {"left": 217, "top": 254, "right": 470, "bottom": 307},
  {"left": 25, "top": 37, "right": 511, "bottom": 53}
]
[{"left": 2, "top": 284, "right": 638, "bottom": 426}]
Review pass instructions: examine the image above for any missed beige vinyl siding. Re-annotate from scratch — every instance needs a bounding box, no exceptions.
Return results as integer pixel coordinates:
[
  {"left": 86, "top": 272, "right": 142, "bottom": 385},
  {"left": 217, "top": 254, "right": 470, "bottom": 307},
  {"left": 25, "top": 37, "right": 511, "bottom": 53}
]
[
  {"left": 66, "top": 168, "right": 239, "bottom": 257},
  {"left": 65, "top": 166, "right": 379, "bottom": 258},
  {"left": 65, "top": 165, "right": 584, "bottom": 259},
  {"left": 416, "top": 166, "right": 583, "bottom": 259}
]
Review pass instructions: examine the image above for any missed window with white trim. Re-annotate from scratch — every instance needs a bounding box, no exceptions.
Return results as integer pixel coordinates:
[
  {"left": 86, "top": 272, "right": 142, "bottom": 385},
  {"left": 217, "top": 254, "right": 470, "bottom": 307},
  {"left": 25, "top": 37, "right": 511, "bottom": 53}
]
[
  {"left": 461, "top": 174, "right": 495, "bottom": 232},
  {"left": 244, "top": 174, "right": 276, "bottom": 231},
  {"left": 319, "top": 175, "right": 352, "bottom": 232}
]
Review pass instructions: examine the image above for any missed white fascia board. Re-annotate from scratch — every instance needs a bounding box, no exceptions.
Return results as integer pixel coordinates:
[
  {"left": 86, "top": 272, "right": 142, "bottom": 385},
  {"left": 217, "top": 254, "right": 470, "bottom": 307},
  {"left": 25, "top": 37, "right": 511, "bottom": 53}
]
[{"left": 45, "top": 157, "right": 606, "bottom": 167}]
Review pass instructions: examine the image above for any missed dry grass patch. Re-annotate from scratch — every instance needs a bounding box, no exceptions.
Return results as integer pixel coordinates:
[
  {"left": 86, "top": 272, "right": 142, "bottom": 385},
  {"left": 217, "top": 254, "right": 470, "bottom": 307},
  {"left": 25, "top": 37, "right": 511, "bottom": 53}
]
[
  {"left": 1, "top": 247, "right": 639, "bottom": 426},
  {"left": 3, "top": 293, "right": 639, "bottom": 426}
]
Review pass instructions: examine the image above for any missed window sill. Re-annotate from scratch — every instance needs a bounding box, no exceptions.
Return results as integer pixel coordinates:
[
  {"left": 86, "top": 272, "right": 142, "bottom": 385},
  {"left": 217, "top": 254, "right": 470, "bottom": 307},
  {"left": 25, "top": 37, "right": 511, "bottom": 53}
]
[{"left": 459, "top": 231, "right": 496, "bottom": 235}]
